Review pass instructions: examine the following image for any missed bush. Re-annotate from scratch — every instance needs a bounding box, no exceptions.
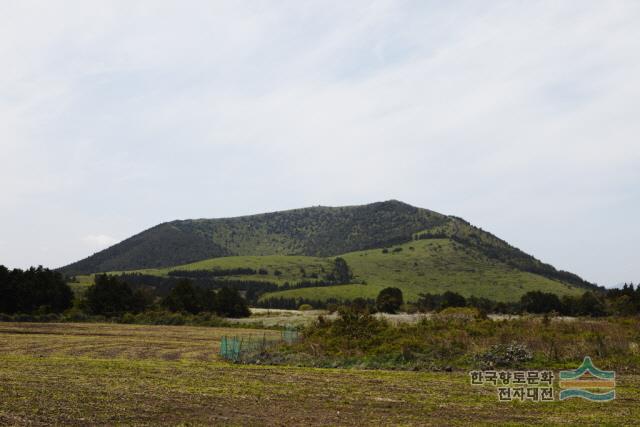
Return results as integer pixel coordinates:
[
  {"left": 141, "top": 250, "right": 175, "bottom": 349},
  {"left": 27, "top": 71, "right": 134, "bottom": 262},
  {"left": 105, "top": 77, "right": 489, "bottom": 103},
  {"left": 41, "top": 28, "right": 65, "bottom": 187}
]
[
  {"left": 298, "top": 304, "right": 313, "bottom": 311},
  {"left": 476, "top": 342, "right": 533, "bottom": 369},
  {"left": 376, "top": 287, "right": 403, "bottom": 313},
  {"left": 313, "top": 307, "right": 389, "bottom": 348}
]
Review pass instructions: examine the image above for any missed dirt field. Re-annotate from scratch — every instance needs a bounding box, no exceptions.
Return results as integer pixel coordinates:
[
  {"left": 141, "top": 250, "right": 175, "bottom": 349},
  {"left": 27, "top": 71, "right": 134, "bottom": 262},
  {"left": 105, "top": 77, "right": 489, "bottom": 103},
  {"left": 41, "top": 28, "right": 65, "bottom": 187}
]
[
  {"left": 0, "top": 322, "right": 279, "bottom": 361},
  {"left": 0, "top": 322, "right": 638, "bottom": 426}
]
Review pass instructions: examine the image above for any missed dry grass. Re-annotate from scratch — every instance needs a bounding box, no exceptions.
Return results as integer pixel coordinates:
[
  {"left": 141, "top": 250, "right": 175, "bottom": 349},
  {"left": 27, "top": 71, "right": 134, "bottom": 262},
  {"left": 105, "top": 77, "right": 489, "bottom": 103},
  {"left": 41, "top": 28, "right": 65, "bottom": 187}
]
[{"left": 0, "top": 322, "right": 279, "bottom": 361}]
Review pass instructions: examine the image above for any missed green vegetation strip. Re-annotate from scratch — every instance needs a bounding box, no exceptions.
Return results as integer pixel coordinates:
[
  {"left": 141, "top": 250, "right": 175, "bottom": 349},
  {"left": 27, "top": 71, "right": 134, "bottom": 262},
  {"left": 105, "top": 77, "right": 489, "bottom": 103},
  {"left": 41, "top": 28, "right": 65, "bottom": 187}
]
[{"left": 85, "top": 238, "right": 582, "bottom": 304}]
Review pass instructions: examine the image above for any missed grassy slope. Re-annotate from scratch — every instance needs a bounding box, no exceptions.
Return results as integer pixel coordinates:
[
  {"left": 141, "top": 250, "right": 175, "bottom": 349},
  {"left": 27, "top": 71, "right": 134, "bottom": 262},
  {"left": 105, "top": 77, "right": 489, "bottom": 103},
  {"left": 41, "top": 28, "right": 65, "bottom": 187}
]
[
  {"left": 0, "top": 322, "right": 638, "bottom": 426},
  {"left": 83, "top": 238, "right": 583, "bottom": 303},
  {"left": 261, "top": 239, "right": 580, "bottom": 302}
]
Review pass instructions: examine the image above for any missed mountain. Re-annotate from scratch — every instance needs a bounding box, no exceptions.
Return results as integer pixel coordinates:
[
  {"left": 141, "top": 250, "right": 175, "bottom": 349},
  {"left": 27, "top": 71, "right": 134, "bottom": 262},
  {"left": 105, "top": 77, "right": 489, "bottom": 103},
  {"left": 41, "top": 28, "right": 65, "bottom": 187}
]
[
  {"left": 60, "top": 200, "right": 596, "bottom": 296},
  {"left": 61, "top": 201, "right": 444, "bottom": 274}
]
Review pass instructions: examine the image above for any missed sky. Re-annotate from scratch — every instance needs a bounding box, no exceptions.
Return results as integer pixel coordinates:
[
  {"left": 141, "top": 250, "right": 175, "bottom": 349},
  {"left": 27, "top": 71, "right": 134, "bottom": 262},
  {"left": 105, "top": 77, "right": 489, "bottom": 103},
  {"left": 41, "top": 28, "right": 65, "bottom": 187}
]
[{"left": 1, "top": 1, "right": 638, "bottom": 287}]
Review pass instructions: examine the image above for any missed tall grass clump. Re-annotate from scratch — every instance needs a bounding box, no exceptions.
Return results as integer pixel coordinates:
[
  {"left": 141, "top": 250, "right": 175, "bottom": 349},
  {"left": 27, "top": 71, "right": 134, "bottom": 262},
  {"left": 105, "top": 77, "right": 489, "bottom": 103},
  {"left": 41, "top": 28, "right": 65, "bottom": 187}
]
[{"left": 251, "top": 310, "right": 640, "bottom": 372}]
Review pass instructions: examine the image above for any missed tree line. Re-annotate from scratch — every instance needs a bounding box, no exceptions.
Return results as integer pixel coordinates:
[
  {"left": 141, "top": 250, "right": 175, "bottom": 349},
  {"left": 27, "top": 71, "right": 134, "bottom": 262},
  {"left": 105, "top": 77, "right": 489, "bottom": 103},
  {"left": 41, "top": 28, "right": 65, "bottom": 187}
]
[
  {"left": 0, "top": 266, "right": 73, "bottom": 314},
  {"left": 415, "top": 286, "right": 640, "bottom": 316},
  {"left": 81, "top": 274, "right": 250, "bottom": 318},
  {"left": 0, "top": 265, "right": 251, "bottom": 318},
  {"left": 2, "top": 263, "right": 638, "bottom": 319},
  {"left": 259, "top": 285, "right": 640, "bottom": 317},
  {"left": 120, "top": 257, "right": 355, "bottom": 304},
  {"left": 167, "top": 267, "right": 261, "bottom": 278},
  {"left": 115, "top": 272, "right": 279, "bottom": 302}
]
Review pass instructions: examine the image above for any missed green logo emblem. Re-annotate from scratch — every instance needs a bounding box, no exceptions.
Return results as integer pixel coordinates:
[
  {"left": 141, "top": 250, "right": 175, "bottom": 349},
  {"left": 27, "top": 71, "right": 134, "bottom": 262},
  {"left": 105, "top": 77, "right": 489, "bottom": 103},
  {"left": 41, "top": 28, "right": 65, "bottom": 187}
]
[{"left": 559, "top": 356, "right": 615, "bottom": 401}]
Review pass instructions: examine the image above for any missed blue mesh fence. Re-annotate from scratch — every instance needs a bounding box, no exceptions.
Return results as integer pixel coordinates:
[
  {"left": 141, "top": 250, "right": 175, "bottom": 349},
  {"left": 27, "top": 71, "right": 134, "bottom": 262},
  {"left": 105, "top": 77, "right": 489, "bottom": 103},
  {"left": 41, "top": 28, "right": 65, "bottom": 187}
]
[{"left": 219, "top": 327, "right": 300, "bottom": 362}]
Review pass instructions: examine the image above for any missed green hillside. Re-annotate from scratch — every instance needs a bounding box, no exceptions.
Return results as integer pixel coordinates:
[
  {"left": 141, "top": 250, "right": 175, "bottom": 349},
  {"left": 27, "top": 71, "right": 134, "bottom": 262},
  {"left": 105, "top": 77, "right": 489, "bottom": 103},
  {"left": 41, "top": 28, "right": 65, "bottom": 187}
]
[
  {"left": 64, "top": 200, "right": 596, "bottom": 302},
  {"left": 259, "top": 239, "right": 582, "bottom": 302},
  {"left": 86, "top": 238, "right": 585, "bottom": 303}
]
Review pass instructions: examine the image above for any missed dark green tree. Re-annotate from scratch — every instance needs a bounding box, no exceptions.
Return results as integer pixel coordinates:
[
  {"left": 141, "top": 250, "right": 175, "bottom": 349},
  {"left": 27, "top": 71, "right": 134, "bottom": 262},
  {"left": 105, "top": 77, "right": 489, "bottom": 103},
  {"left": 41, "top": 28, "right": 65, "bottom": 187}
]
[
  {"left": 520, "top": 291, "right": 562, "bottom": 314},
  {"left": 83, "top": 274, "right": 143, "bottom": 316},
  {"left": 440, "top": 291, "right": 467, "bottom": 309},
  {"left": 325, "top": 257, "right": 353, "bottom": 283},
  {"left": 577, "top": 291, "right": 606, "bottom": 317},
  {"left": 0, "top": 266, "right": 73, "bottom": 314},
  {"left": 376, "top": 287, "right": 403, "bottom": 313},
  {"left": 416, "top": 293, "right": 439, "bottom": 311},
  {"left": 214, "top": 287, "right": 250, "bottom": 318},
  {"left": 161, "top": 280, "right": 205, "bottom": 314}
]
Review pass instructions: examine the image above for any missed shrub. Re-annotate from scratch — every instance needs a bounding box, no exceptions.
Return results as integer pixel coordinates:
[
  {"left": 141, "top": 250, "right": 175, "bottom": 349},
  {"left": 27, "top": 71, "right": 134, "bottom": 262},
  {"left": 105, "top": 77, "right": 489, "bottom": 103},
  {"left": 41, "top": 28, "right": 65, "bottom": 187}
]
[
  {"left": 376, "top": 287, "right": 403, "bottom": 313},
  {"left": 476, "top": 342, "right": 533, "bottom": 369},
  {"left": 298, "top": 304, "right": 313, "bottom": 311}
]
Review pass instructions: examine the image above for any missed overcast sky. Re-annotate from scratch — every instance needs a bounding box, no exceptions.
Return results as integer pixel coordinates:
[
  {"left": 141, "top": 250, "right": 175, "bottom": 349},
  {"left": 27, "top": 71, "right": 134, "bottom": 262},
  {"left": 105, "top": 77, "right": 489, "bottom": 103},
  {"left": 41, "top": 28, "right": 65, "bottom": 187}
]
[{"left": 1, "top": 1, "right": 638, "bottom": 286}]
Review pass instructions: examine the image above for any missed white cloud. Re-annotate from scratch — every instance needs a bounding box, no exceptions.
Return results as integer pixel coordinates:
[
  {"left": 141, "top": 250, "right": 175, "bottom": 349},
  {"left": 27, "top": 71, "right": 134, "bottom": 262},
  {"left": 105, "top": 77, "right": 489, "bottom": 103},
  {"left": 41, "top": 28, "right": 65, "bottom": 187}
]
[{"left": 0, "top": 1, "right": 638, "bottom": 284}]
